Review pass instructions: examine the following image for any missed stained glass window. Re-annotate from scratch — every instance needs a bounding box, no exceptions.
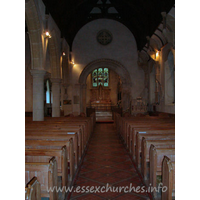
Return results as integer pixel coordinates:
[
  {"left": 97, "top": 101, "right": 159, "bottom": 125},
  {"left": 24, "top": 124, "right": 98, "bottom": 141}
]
[{"left": 92, "top": 68, "right": 109, "bottom": 87}]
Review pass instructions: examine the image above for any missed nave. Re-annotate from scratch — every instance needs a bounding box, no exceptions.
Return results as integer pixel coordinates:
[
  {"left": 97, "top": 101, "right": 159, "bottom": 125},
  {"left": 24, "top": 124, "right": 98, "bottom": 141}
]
[
  {"left": 25, "top": 112, "right": 175, "bottom": 200},
  {"left": 69, "top": 123, "right": 151, "bottom": 200}
]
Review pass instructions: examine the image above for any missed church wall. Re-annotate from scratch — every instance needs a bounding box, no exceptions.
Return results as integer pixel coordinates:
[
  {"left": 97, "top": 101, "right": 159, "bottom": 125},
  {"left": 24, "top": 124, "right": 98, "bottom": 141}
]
[
  {"left": 156, "top": 44, "right": 175, "bottom": 114},
  {"left": 72, "top": 19, "right": 145, "bottom": 114},
  {"left": 25, "top": 32, "right": 33, "bottom": 112}
]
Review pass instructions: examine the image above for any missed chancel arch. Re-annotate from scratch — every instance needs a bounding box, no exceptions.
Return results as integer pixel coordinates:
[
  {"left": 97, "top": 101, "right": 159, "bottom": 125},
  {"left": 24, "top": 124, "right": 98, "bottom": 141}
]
[{"left": 79, "top": 59, "right": 132, "bottom": 113}]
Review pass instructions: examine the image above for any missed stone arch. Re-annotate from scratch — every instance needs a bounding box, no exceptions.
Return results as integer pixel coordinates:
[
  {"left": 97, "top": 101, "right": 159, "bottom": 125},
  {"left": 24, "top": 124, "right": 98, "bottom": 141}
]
[
  {"left": 79, "top": 59, "right": 132, "bottom": 113},
  {"left": 25, "top": 0, "right": 44, "bottom": 70},
  {"left": 79, "top": 59, "right": 131, "bottom": 85}
]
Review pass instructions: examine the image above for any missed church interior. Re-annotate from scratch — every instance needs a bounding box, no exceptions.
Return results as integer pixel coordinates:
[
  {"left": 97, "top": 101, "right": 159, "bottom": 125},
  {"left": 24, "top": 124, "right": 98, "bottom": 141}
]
[{"left": 22, "top": 0, "right": 188, "bottom": 199}]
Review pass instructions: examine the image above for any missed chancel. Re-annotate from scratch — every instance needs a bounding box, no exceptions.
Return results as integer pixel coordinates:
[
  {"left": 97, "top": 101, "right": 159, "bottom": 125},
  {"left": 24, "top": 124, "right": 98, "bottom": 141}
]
[{"left": 25, "top": 0, "right": 175, "bottom": 199}]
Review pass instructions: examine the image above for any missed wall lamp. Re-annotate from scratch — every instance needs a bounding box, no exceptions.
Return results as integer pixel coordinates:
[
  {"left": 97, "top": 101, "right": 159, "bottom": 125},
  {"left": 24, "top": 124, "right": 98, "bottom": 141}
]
[{"left": 44, "top": 31, "right": 51, "bottom": 38}]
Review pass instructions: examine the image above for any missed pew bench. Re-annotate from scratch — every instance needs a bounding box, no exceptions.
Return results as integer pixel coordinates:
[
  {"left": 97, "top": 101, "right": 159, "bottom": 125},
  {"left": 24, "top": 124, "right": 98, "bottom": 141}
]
[
  {"left": 130, "top": 127, "right": 175, "bottom": 157},
  {"left": 136, "top": 132, "right": 175, "bottom": 169},
  {"left": 149, "top": 145, "right": 175, "bottom": 199},
  {"left": 25, "top": 132, "right": 79, "bottom": 169},
  {"left": 141, "top": 138, "right": 175, "bottom": 183},
  {"left": 25, "top": 157, "right": 58, "bottom": 200},
  {"left": 26, "top": 124, "right": 84, "bottom": 156},
  {"left": 25, "top": 147, "right": 68, "bottom": 198},
  {"left": 25, "top": 139, "right": 75, "bottom": 183},
  {"left": 162, "top": 156, "right": 175, "bottom": 200},
  {"left": 25, "top": 177, "right": 41, "bottom": 200}
]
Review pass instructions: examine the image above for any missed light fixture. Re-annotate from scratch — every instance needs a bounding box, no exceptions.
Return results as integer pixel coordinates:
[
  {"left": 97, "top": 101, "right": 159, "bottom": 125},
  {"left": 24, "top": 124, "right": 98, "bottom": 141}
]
[
  {"left": 62, "top": 52, "right": 66, "bottom": 56},
  {"left": 156, "top": 51, "right": 159, "bottom": 58},
  {"left": 155, "top": 50, "right": 160, "bottom": 60},
  {"left": 44, "top": 31, "right": 51, "bottom": 38}
]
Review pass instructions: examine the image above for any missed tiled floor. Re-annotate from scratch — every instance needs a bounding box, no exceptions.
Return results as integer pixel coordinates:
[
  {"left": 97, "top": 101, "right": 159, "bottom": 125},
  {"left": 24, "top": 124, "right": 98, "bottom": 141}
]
[{"left": 69, "top": 123, "right": 151, "bottom": 200}]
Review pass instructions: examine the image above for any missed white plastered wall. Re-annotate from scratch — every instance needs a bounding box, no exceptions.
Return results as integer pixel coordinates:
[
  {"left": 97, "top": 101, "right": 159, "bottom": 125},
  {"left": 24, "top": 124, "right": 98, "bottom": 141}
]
[{"left": 70, "top": 19, "right": 145, "bottom": 114}]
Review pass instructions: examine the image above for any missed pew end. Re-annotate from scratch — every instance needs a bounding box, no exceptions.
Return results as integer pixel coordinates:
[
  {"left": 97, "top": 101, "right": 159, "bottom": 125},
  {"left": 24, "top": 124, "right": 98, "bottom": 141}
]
[
  {"left": 25, "top": 177, "right": 41, "bottom": 200},
  {"left": 162, "top": 156, "right": 175, "bottom": 200}
]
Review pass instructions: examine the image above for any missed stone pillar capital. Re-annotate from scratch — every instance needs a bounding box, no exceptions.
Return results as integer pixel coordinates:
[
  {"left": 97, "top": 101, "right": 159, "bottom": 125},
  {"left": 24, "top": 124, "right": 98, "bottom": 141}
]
[
  {"left": 50, "top": 78, "right": 62, "bottom": 84},
  {"left": 30, "top": 69, "right": 46, "bottom": 77},
  {"left": 62, "top": 83, "right": 69, "bottom": 88}
]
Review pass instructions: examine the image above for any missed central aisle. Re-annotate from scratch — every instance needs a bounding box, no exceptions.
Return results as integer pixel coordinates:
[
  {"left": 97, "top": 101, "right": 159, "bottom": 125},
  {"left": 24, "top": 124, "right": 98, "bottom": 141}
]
[{"left": 69, "top": 123, "right": 151, "bottom": 200}]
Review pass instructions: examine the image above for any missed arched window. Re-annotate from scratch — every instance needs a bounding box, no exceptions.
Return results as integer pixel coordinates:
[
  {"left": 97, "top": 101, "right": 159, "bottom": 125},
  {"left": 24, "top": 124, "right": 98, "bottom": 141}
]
[
  {"left": 92, "top": 68, "right": 109, "bottom": 87},
  {"left": 46, "top": 80, "right": 50, "bottom": 104}
]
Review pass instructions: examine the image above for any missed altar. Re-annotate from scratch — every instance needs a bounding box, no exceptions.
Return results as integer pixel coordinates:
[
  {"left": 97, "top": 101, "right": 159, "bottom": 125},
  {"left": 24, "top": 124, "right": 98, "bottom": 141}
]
[
  {"left": 90, "top": 85, "right": 112, "bottom": 111},
  {"left": 91, "top": 100, "right": 112, "bottom": 111}
]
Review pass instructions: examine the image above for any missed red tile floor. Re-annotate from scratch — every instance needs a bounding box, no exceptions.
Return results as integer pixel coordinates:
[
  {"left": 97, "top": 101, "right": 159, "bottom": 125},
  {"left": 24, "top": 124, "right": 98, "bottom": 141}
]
[{"left": 68, "top": 123, "right": 151, "bottom": 200}]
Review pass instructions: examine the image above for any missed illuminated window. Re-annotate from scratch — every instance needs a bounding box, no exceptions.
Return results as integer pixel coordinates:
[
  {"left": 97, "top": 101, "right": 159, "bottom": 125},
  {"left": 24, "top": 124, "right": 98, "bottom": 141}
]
[
  {"left": 92, "top": 68, "right": 109, "bottom": 87},
  {"left": 46, "top": 80, "right": 50, "bottom": 103}
]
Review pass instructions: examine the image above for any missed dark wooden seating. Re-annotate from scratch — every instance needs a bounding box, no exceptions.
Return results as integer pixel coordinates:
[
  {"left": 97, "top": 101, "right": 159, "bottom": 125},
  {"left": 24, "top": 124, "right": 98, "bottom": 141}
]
[
  {"left": 25, "top": 177, "right": 41, "bottom": 200},
  {"left": 25, "top": 157, "right": 58, "bottom": 200},
  {"left": 25, "top": 132, "right": 79, "bottom": 169},
  {"left": 113, "top": 112, "right": 175, "bottom": 200},
  {"left": 25, "top": 139, "right": 75, "bottom": 183},
  {"left": 135, "top": 131, "right": 175, "bottom": 168},
  {"left": 25, "top": 114, "right": 95, "bottom": 200},
  {"left": 25, "top": 147, "right": 68, "bottom": 197},
  {"left": 149, "top": 145, "right": 175, "bottom": 199},
  {"left": 162, "top": 156, "right": 175, "bottom": 200},
  {"left": 26, "top": 123, "right": 84, "bottom": 156},
  {"left": 141, "top": 138, "right": 175, "bottom": 182}
]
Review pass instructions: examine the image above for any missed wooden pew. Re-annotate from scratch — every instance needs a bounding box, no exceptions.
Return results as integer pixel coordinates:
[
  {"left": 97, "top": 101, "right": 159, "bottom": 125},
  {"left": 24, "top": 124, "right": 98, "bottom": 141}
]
[
  {"left": 122, "top": 119, "right": 173, "bottom": 145},
  {"left": 149, "top": 145, "right": 175, "bottom": 199},
  {"left": 135, "top": 131, "right": 175, "bottom": 168},
  {"left": 130, "top": 127, "right": 175, "bottom": 157},
  {"left": 25, "top": 177, "right": 41, "bottom": 200},
  {"left": 121, "top": 117, "right": 174, "bottom": 147},
  {"left": 25, "top": 157, "right": 58, "bottom": 200},
  {"left": 141, "top": 138, "right": 175, "bottom": 183},
  {"left": 26, "top": 123, "right": 84, "bottom": 157},
  {"left": 43, "top": 117, "right": 92, "bottom": 140},
  {"left": 25, "top": 139, "right": 75, "bottom": 183},
  {"left": 25, "top": 147, "right": 68, "bottom": 196},
  {"left": 25, "top": 131, "right": 79, "bottom": 169},
  {"left": 162, "top": 156, "right": 175, "bottom": 200}
]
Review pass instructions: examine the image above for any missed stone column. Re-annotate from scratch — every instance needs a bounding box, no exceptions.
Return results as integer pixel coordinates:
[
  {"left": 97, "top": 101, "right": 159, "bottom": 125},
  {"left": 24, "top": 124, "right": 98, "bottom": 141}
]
[
  {"left": 155, "top": 61, "right": 161, "bottom": 103},
  {"left": 51, "top": 78, "right": 61, "bottom": 117},
  {"left": 30, "top": 69, "right": 46, "bottom": 121},
  {"left": 80, "top": 84, "right": 87, "bottom": 114},
  {"left": 121, "top": 83, "right": 131, "bottom": 113}
]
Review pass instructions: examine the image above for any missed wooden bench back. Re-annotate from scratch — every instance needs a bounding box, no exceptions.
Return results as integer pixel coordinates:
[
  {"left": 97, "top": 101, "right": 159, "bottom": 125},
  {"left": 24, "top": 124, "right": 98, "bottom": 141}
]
[
  {"left": 149, "top": 145, "right": 175, "bottom": 198},
  {"left": 162, "top": 156, "right": 175, "bottom": 200},
  {"left": 135, "top": 132, "right": 175, "bottom": 167},
  {"left": 25, "top": 139, "right": 75, "bottom": 182},
  {"left": 141, "top": 139, "right": 175, "bottom": 182},
  {"left": 25, "top": 147, "right": 68, "bottom": 189},
  {"left": 25, "top": 157, "right": 58, "bottom": 200},
  {"left": 25, "top": 177, "right": 41, "bottom": 200}
]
